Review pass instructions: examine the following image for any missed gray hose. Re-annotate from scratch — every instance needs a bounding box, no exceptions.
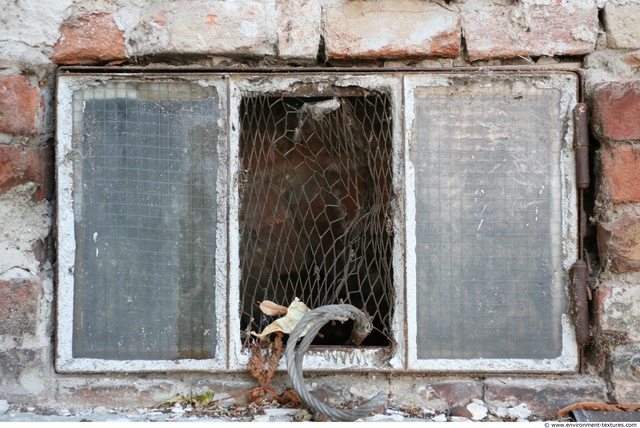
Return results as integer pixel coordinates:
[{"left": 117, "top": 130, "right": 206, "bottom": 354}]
[{"left": 285, "top": 304, "right": 388, "bottom": 421}]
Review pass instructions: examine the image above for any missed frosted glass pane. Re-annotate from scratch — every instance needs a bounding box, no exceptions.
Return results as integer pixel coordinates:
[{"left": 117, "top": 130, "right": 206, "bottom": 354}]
[
  {"left": 71, "top": 81, "right": 219, "bottom": 360},
  {"left": 412, "top": 78, "right": 565, "bottom": 359}
]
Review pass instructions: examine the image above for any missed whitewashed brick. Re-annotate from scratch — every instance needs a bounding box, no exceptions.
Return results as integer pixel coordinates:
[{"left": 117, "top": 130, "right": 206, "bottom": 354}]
[
  {"left": 604, "top": 3, "right": 640, "bottom": 49},
  {"left": 276, "top": 0, "right": 321, "bottom": 61},
  {"left": 600, "top": 285, "right": 640, "bottom": 341},
  {"left": 461, "top": 1, "right": 598, "bottom": 61},
  {"left": 323, "top": 0, "right": 460, "bottom": 60},
  {"left": 609, "top": 345, "right": 640, "bottom": 403},
  {"left": 125, "top": 1, "right": 277, "bottom": 58}
]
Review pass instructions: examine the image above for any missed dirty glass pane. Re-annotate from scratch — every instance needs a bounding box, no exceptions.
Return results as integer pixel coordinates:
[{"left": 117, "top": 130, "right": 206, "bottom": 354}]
[
  {"left": 412, "top": 77, "right": 565, "bottom": 359},
  {"left": 71, "top": 81, "right": 219, "bottom": 360}
]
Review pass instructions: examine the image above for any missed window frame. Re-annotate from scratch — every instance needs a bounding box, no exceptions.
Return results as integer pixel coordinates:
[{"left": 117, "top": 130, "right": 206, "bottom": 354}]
[
  {"left": 55, "top": 74, "right": 230, "bottom": 372},
  {"left": 55, "top": 68, "right": 581, "bottom": 374},
  {"left": 226, "top": 74, "right": 406, "bottom": 371},
  {"left": 404, "top": 72, "right": 580, "bottom": 372}
]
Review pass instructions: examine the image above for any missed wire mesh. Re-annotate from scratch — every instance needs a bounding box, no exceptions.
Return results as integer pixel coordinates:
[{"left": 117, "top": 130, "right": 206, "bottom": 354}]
[{"left": 238, "top": 92, "right": 394, "bottom": 348}]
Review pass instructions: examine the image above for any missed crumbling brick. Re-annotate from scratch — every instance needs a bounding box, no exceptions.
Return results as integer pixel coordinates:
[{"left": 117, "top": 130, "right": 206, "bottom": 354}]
[
  {"left": 592, "top": 81, "right": 640, "bottom": 142},
  {"left": 0, "top": 146, "right": 54, "bottom": 201},
  {"left": 598, "top": 211, "right": 640, "bottom": 273},
  {"left": 0, "top": 75, "right": 41, "bottom": 135},
  {"left": 52, "top": 13, "right": 127, "bottom": 65},
  {"left": 323, "top": 0, "right": 460, "bottom": 60},
  {"left": 461, "top": 1, "right": 598, "bottom": 61},
  {"left": 598, "top": 144, "right": 640, "bottom": 204}
]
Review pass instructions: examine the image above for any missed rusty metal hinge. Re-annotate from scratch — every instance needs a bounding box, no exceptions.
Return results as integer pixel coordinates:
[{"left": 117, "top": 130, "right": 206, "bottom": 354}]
[{"left": 571, "top": 103, "right": 591, "bottom": 371}]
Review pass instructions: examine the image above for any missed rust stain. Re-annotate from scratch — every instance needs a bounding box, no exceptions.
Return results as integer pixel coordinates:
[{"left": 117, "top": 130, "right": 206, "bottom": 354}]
[
  {"left": 151, "top": 15, "right": 165, "bottom": 26},
  {"left": 206, "top": 14, "right": 217, "bottom": 26},
  {"left": 593, "top": 286, "right": 613, "bottom": 328}
]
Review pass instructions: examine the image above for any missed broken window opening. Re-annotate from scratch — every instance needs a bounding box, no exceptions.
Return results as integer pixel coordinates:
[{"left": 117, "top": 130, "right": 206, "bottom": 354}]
[{"left": 238, "top": 91, "right": 395, "bottom": 348}]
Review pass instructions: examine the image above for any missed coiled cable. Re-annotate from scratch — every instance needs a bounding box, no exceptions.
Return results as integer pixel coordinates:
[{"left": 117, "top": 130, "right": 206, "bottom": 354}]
[{"left": 285, "top": 304, "right": 388, "bottom": 421}]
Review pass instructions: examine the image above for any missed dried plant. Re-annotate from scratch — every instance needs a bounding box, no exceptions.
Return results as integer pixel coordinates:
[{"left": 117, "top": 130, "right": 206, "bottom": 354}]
[
  {"left": 245, "top": 332, "right": 300, "bottom": 405},
  {"left": 153, "top": 332, "right": 301, "bottom": 412}
]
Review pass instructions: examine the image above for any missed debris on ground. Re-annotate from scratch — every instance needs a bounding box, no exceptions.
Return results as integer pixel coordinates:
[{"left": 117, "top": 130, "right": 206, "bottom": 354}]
[{"left": 0, "top": 398, "right": 571, "bottom": 422}]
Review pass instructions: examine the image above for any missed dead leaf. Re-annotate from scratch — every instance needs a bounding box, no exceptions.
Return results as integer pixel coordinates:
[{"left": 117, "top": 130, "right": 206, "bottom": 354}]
[
  {"left": 251, "top": 298, "right": 310, "bottom": 339},
  {"left": 259, "top": 300, "right": 288, "bottom": 317}
]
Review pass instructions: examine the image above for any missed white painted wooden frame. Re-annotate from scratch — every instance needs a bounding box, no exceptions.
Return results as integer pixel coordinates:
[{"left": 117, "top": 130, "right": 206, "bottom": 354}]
[
  {"left": 227, "top": 74, "right": 406, "bottom": 371},
  {"left": 403, "top": 72, "right": 579, "bottom": 372},
  {"left": 55, "top": 74, "right": 229, "bottom": 372}
]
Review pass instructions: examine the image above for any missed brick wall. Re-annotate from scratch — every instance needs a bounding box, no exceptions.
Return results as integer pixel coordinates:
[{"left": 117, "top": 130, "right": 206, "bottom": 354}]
[{"left": 1, "top": 0, "right": 639, "bottom": 416}]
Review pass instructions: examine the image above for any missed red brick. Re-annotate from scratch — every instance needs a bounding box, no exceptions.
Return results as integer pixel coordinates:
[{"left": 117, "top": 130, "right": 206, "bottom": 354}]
[
  {"left": 323, "top": 0, "right": 460, "bottom": 60},
  {"left": 484, "top": 377, "right": 608, "bottom": 419},
  {"left": 0, "top": 75, "right": 40, "bottom": 135},
  {"left": 599, "top": 144, "right": 640, "bottom": 204},
  {"left": 0, "top": 145, "right": 54, "bottom": 201},
  {"left": 598, "top": 211, "right": 640, "bottom": 273},
  {"left": 461, "top": 2, "right": 598, "bottom": 61},
  {"left": 593, "top": 285, "right": 614, "bottom": 332},
  {"left": 52, "top": 13, "right": 127, "bottom": 65},
  {"left": 0, "top": 277, "right": 42, "bottom": 337},
  {"left": 592, "top": 81, "right": 640, "bottom": 142},
  {"left": 430, "top": 379, "right": 482, "bottom": 407}
]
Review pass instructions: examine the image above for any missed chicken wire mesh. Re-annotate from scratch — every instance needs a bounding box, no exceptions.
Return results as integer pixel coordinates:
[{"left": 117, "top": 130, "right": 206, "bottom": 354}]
[{"left": 238, "top": 91, "right": 394, "bottom": 348}]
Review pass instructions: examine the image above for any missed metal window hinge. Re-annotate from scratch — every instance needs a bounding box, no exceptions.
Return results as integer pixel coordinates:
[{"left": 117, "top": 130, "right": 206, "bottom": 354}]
[{"left": 571, "top": 103, "right": 591, "bottom": 372}]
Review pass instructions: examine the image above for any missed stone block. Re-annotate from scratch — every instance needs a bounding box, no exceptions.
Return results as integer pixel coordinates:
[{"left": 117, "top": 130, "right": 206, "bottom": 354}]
[
  {"left": 598, "top": 284, "right": 640, "bottom": 341},
  {"left": 52, "top": 13, "right": 127, "bottom": 65},
  {"left": 484, "top": 377, "right": 608, "bottom": 419},
  {"left": 584, "top": 51, "right": 640, "bottom": 88},
  {"left": 276, "top": 0, "right": 321, "bottom": 61},
  {"left": 0, "top": 184, "right": 52, "bottom": 274},
  {"left": 0, "top": 347, "right": 46, "bottom": 399},
  {"left": 0, "top": 75, "right": 43, "bottom": 135},
  {"left": 56, "top": 380, "right": 176, "bottom": 407},
  {"left": 592, "top": 80, "right": 640, "bottom": 142},
  {"left": 608, "top": 344, "right": 640, "bottom": 403},
  {"left": 609, "top": 344, "right": 640, "bottom": 380},
  {"left": 461, "top": 1, "right": 598, "bottom": 61},
  {"left": 430, "top": 379, "right": 482, "bottom": 407},
  {"left": 604, "top": 3, "right": 640, "bottom": 50},
  {"left": 610, "top": 379, "right": 640, "bottom": 405},
  {"left": 0, "top": 145, "right": 54, "bottom": 201},
  {"left": 598, "top": 211, "right": 640, "bottom": 273},
  {"left": 125, "top": 1, "right": 277, "bottom": 58},
  {"left": 0, "top": 276, "right": 42, "bottom": 337},
  {"left": 391, "top": 378, "right": 481, "bottom": 411},
  {"left": 323, "top": 0, "right": 460, "bottom": 60},
  {"left": 598, "top": 144, "right": 640, "bottom": 204}
]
